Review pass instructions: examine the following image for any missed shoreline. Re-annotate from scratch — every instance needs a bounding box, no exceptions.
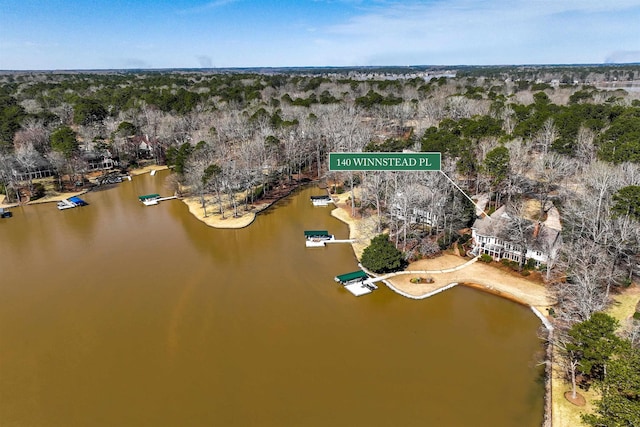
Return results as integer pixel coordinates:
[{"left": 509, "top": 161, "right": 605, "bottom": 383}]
[
  {"left": 0, "top": 163, "right": 305, "bottom": 229},
  {"left": 329, "top": 192, "right": 556, "bottom": 311},
  {"left": 330, "top": 192, "right": 640, "bottom": 427},
  {"left": 5, "top": 166, "right": 636, "bottom": 426},
  {"left": 180, "top": 181, "right": 305, "bottom": 229},
  {"left": 330, "top": 191, "right": 557, "bottom": 426},
  {"left": 181, "top": 196, "right": 270, "bottom": 229},
  {"left": 0, "top": 164, "right": 169, "bottom": 209}
]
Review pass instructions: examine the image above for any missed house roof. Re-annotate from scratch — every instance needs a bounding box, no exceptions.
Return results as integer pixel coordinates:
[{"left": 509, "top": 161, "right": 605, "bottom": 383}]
[
  {"left": 472, "top": 205, "right": 510, "bottom": 237},
  {"left": 304, "top": 230, "right": 330, "bottom": 237},
  {"left": 335, "top": 270, "right": 368, "bottom": 283},
  {"left": 472, "top": 204, "right": 562, "bottom": 251},
  {"left": 68, "top": 196, "right": 86, "bottom": 204}
]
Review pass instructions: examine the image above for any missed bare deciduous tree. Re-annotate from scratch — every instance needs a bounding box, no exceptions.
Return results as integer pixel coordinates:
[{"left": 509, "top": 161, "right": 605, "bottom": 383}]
[{"left": 14, "top": 141, "right": 44, "bottom": 194}]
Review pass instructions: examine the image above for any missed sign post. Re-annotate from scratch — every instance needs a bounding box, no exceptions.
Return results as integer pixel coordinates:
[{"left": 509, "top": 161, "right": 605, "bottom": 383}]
[
  {"left": 327, "top": 151, "right": 486, "bottom": 216},
  {"left": 329, "top": 152, "right": 441, "bottom": 171}
]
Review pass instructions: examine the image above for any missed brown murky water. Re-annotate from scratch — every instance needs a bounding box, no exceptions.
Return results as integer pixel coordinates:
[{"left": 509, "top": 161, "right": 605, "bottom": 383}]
[{"left": 0, "top": 171, "right": 544, "bottom": 426}]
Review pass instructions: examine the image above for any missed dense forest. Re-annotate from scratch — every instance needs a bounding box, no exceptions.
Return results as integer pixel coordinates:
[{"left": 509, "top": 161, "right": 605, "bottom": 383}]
[
  {"left": 1, "top": 64, "right": 639, "bottom": 425},
  {"left": 1, "top": 65, "right": 639, "bottom": 278}
]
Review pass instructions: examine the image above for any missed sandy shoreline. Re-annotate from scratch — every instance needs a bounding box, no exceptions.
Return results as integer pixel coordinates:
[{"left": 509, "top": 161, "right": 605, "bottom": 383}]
[
  {"left": 181, "top": 196, "right": 271, "bottom": 229},
  {"left": 180, "top": 182, "right": 303, "bottom": 229},
  {"left": 384, "top": 255, "right": 555, "bottom": 310},
  {"left": 329, "top": 192, "right": 556, "bottom": 311}
]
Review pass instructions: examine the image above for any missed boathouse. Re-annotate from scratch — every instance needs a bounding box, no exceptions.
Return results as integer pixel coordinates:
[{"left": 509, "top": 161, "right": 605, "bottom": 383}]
[
  {"left": 334, "top": 270, "right": 369, "bottom": 285},
  {"left": 334, "top": 270, "right": 377, "bottom": 296},
  {"left": 304, "top": 230, "right": 335, "bottom": 247},
  {"left": 57, "top": 196, "right": 88, "bottom": 210},
  {"left": 138, "top": 194, "right": 160, "bottom": 202}
]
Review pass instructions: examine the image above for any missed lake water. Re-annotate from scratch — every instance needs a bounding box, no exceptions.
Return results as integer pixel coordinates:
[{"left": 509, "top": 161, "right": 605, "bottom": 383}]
[{"left": 0, "top": 171, "right": 544, "bottom": 426}]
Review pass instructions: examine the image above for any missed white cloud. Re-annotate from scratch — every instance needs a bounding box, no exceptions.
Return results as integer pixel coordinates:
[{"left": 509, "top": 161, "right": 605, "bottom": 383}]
[{"left": 310, "top": 0, "right": 640, "bottom": 65}]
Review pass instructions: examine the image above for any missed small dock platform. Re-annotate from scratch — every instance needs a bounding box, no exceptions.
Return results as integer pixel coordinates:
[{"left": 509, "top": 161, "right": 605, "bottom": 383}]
[
  {"left": 57, "top": 196, "right": 88, "bottom": 210},
  {"left": 304, "top": 230, "right": 335, "bottom": 247},
  {"left": 334, "top": 270, "right": 378, "bottom": 296},
  {"left": 304, "top": 230, "right": 354, "bottom": 247},
  {"left": 138, "top": 194, "right": 177, "bottom": 206},
  {"left": 325, "top": 239, "right": 355, "bottom": 245},
  {"left": 310, "top": 195, "right": 333, "bottom": 206}
]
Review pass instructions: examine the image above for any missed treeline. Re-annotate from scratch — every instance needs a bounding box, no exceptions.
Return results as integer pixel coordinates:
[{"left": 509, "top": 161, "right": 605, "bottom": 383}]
[
  {"left": 554, "top": 312, "right": 640, "bottom": 426},
  {"left": 0, "top": 68, "right": 639, "bottom": 291}
]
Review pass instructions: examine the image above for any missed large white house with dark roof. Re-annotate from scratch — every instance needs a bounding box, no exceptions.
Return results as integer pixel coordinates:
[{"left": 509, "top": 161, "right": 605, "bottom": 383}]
[{"left": 470, "top": 204, "right": 563, "bottom": 267}]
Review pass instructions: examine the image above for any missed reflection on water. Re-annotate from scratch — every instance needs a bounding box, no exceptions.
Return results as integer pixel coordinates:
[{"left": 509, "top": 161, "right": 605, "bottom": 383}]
[{"left": 0, "top": 171, "right": 544, "bottom": 426}]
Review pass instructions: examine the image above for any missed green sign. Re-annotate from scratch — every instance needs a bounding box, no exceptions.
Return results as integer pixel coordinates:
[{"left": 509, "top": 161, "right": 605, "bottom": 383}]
[{"left": 329, "top": 152, "right": 441, "bottom": 171}]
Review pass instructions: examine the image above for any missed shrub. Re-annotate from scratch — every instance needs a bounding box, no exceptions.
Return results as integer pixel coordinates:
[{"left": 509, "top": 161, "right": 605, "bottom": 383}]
[
  {"left": 633, "top": 312, "right": 640, "bottom": 320},
  {"left": 480, "top": 254, "right": 493, "bottom": 263},
  {"left": 437, "top": 232, "right": 455, "bottom": 250},
  {"left": 500, "top": 258, "right": 520, "bottom": 270},
  {"left": 361, "top": 234, "right": 406, "bottom": 274},
  {"left": 31, "top": 183, "right": 46, "bottom": 199}
]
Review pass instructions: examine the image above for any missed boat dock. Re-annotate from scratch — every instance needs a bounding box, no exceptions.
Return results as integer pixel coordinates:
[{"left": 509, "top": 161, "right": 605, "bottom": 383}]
[
  {"left": 310, "top": 195, "right": 333, "bottom": 206},
  {"left": 325, "top": 239, "right": 355, "bottom": 244},
  {"left": 304, "top": 230, "right": 355, "bottom": 247},
  {"left": 138, "top": 194, "right": 177, "bottom": 206},
  {"left": 57, "top": 196, "right": 88, "bottom": 210},
  {"left": 334, "top": 270, "right": 378, "bottom": 296},
  {"left": 304, "top": 230, "right": 335, "bottom": 247}
]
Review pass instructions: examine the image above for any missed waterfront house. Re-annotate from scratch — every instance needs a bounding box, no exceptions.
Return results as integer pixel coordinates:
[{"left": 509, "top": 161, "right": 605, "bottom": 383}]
[
  {"left": 389, "top": 203, "right": 438, "bottom": 226},
  {"left": 470, "top": 205, "right": 562, "bottom": 267}
]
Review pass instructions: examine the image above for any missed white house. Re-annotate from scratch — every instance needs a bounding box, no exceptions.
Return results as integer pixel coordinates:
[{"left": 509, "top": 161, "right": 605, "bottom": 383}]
[
  {"left": 470, "top": 205, "right": 562, "bottom": 267},
  {"left": 389, "top": 203, "right": 438, "bottom": 226}
]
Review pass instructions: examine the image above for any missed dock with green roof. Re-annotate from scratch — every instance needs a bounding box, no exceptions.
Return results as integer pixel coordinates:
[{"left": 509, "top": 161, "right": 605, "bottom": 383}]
[
  {"left": 138, "top": 194, "right": 177, "bottom": 206},
  {"left": 334, "top": 270, "right": 377, "bottom": 296}
]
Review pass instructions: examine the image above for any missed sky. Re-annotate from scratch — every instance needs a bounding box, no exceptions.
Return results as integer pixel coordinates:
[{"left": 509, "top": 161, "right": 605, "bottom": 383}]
[{"left": 1, "top": 0, "right": 639, "bottom": 70}]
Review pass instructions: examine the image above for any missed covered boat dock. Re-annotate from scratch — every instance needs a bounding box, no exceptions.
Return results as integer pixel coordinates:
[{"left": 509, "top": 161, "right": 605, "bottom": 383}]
[
  {"left": 138, "top": 193, "right": 160, "bottom": 202},
  {"left": 304, "top": 230, "right": 335, "bottom": 247},
  {"left": 334, "top": 270, "right": 378, "bottom": 296},
  {"left": 57, "top": 196, "right": 88, "bottom": 210}
]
